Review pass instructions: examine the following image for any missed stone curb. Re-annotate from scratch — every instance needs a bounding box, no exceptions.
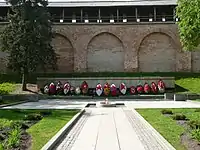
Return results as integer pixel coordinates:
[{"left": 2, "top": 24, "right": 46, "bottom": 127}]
[
  {"left": 0, "top": 100, "right": 32, "bottom": 108},
  {"left": 0, "top": 94, "right": 39, "bottom": 101},
  {"left": 38, "top": 94, "right": 165, "bottom": 100},
  {"left": 132, "top": 109, "right": 176, "bottom": 150},
  {"left": 187, "top": 100, "right": 200, "bottom": 103},
  {"left": 41, "top": 108, "right": 85, "bottom": 150}
]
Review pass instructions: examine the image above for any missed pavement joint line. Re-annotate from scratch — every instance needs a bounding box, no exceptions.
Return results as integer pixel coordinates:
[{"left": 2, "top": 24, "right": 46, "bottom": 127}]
[
  {"left": 130, "top": 108, "right": 176, "bottom": 150},
  {"left": 94, "top": 111, "right": 102, "bottom": 150},
  {"left": 113, "top": 111, "right": 122, "bottom": 150},
  {"left": 123, "top": 109, "right": 167, "bottom": 150},
  {"left": 56, "top": 110, "right": 91, "bottom": 150}
]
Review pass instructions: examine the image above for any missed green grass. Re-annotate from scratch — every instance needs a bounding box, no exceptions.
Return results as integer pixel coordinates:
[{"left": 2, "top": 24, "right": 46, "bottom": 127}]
[
  {"left": 0, "top": 109, "right": 79, "bottom": 150},
  {"left": 28, "top": 110, "right": 78, "bottom": 150},
  {"left": 176, "top": 78, "right": 200, "bottom": 94},
  {"left": 0, "top": 83, "right": 16, "bottom": 95},
  {"left": 136, "top": 108, "right": 200, "bottom": 150}
]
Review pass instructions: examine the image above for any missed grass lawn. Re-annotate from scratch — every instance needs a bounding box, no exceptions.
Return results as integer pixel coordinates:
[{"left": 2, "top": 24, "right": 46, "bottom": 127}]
[
  {"left": 0, "top": 83, "right": 16, "bottom": 95},
  {"left": 192, "top": 99, "right": 200, "bottom": 102},
  {"left": 0, "top": 109, "right": 79, "bottom": 150},
  {"left": 136, "top": 108, "right": 200, "bottom": 150},
  {"left": 176, "top": 78, "right": 200, "bottom": 94}
]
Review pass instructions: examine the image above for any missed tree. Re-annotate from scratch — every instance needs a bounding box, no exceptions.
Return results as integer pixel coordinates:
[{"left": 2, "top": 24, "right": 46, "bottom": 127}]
[
  {"left": 176, "top": 0, "right": 200, "bottom": 51},
  {"left": 0, "top": 0, "right": 57, "bottom": 91}
]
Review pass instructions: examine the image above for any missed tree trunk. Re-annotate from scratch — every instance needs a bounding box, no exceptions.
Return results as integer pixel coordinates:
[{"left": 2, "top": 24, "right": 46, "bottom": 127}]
[{"left": 22, "top": 70, "right": 28, "bottom": 91}]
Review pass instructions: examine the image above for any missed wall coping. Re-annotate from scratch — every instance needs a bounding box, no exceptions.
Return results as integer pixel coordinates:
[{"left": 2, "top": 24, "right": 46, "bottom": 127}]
[
  {"left": 0, "top": 22, "right": 176, "bottom": 26},
  {"left": 37, "top": 77, "right": 175, "bottom": 80}
]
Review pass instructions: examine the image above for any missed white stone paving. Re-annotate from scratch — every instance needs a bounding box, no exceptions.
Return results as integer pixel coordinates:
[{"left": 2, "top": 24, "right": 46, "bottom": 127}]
[
  {"left": 2, "top": 99, "right": 88, "bottom": 109},
  {"left": 56, "top": 108, "right": 146, "bottom": 150},
  {"left": 2, "top": 99, "right": 200, "bottom": 109},
  {"left": 125, "top": 100, "right": 200, "bottom": 108},
  {"left": 2, "top": 99, "right": 200, "bottom": 150}
]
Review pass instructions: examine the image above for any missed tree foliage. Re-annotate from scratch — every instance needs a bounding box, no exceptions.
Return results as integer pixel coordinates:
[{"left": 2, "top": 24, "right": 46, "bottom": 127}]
[
  {"left": 176, "top": 0, "right": 200, "bottom": 51},
  {"left": 0, "top": 0, "right": 57, "bottom": 90}
]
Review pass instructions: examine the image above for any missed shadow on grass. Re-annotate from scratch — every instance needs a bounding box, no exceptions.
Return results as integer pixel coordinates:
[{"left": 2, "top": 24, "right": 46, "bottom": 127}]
[{"left": 175, "top": 84, "right": 188, "bottom": 93}]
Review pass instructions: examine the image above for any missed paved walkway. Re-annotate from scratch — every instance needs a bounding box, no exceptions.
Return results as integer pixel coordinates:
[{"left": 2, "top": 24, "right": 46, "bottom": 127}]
[
  {"left": 55, "top": 108, "right": 175, "bottom": 150},
  {"left": 3, "top": 99, "right": 200, "bottom": 109},
  {"left": 3, "top": 100, "right": 200, "bottom": 149}
]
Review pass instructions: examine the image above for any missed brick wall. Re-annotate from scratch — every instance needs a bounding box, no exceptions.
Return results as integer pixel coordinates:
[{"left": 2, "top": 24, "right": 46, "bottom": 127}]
[{"left": 0, "top": 23, "right": 200, "bottom": 73}]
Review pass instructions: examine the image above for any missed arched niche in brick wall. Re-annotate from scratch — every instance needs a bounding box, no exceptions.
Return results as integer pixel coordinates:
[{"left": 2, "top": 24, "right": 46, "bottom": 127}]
[
  {"left": 191, "top": 45, "right": 200, "bottom": 72},
  {"left": 138, "top": 32, "right": 176, "bottom": 72},
  {"left": 87, "top": 32, "right": 124, "bottom": 72},
  {"left": 52, "top": 33, "right": 74, "bottom": 73}
]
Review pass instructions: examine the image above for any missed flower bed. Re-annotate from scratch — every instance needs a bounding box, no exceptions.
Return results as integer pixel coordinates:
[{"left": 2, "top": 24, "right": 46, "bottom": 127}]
[
  {"left": 137, "top": 108, "right": 200, "bottom": 150},
  {"left": 0, "top": 109, "right": 78, "bottom": 150}
]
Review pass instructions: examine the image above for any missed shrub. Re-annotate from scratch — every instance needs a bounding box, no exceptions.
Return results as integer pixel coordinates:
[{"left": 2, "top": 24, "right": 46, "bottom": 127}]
[
  {"left": 0, "top": 144, "right": 3, "bottom": 150},
  {"left": 5, "top": 127, "right": 21, "bottom": 149},
  {"left": 0, "top": 119, "right": 14, "bottom": 129},
  {"left": 161, "top": 109, "right": 173, "bottom": 115},
  {"left": 188, "top": 120, "right": 200, "bottom": 129},
  {"left": 39, "top": 110, "right": 52, "bottom": 116},
  {"left": 172, "top": 114, "right": 187, "bottom": 120},
  {"left": 0, "top": 83, "right": 16, "bottom": 95},
  {"left": 191, "top": 129, "right": 200, "bottom": 142},
  {"left": 24, "top": 113, "right": 43, "bottom": 121}
]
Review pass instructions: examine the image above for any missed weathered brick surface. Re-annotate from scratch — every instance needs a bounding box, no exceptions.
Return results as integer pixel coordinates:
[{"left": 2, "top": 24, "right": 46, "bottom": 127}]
[
  {"left": 87, "top": 32, "right": 124, "bottom": 72},
  {"left": 138, "top": 32, "right": 176, "bottom": 72},
  {"left": 191, "top": 50, "right": 200, "bottom": 72},
  {"left": 1, "top": 23, "right": 200, "bottom": 73},
  {"left": 51, "top": 33, "right": 74, "bottom": 73}
]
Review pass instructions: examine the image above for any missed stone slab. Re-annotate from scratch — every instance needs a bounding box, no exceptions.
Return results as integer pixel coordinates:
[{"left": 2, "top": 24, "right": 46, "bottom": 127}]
[
  {"left": 95, "top": 109, "right": 120, "bottom": 150},
  {"left": 68, "top": 110, "right": 101, "bottom": 150},
  {"left": 38, "top": 94, "right": 165, "bottom": 100},
  {"left": 174, "top": 94, "right": 187, "bottom": 101},
  {"left": 37, "top": 77, "right": 175, "bottom": 89},
  {"left": 164, "top": 93, "right": 174, "bottom": 100},
  {"left": 114, "top": 109, "right": 145, "bottom": 150}
]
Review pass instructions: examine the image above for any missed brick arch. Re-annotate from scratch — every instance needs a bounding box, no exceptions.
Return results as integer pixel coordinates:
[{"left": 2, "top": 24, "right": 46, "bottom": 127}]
[
  {"left": 52, "top": 33, "right": 74, "bottom": 73},
  {"left": 87, "top": 31, "right": 125, "bottom": 49},
  {"left": 136, "top": 29, "right": 181, "bottom": 53},
  {"left": 87, "top": 32, "right": 124, "bottom": 72},
  {"left": 138, "top": 32, "right": 177, "bottom": 72}
]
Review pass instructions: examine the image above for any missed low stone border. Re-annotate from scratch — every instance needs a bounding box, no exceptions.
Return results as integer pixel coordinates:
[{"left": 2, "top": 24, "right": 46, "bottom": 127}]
[
  {"left": 37, "top": 76, "right": 175, "bottom": 89},
  {"left": 41, "top": 108, "right": 85, "bottom": 150},
  {"left": 165, "top": 93, "right": 200, "bottom": 101},
  {"left": 38, "top": 95, "right": 93, "bottom": 100},
  {"left": 0, "top": 94, "right": 39, "bottom": 101},
  {"left": 0, "top": 100, "right": 32, "bottom": 108},
  {"left": 38, "top": 94, "right": 165, "bottom": 100},
  {"left": 187, "top": 100, "right": 200, "bottom": 103},
  {"left": 173, "top": 93, "right": 200, "bottom": 101}
]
